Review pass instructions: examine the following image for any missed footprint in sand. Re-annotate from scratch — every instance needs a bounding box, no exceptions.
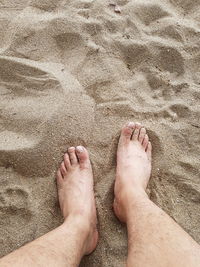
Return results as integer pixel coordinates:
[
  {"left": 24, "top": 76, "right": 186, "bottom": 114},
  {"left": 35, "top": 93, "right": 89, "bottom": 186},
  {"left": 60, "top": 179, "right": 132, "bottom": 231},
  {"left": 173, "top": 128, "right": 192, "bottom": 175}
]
[{"left": 0, "top": 185, "right": 35, "bottom": 257}]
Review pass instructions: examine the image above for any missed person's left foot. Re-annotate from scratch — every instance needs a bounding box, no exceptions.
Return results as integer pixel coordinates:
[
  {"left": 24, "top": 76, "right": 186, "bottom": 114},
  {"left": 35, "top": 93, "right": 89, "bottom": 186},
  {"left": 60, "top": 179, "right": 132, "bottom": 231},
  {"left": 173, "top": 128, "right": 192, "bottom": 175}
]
[{"left": 56, "top": 146, "right": 98, "bottom": 255}]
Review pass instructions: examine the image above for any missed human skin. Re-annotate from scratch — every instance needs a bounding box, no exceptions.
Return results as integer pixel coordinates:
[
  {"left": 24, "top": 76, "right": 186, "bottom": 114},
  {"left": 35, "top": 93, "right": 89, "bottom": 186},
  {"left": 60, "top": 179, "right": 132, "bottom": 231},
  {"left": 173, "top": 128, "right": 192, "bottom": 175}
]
[
  {"left": 0, "top": 146, "right": 98, "bottom": 267},
  {"left": 114, "top": 122, "right": 200, "bottom": 267},
  {"left": 1, "top": 122, "right": 200, "bottom": 267}
]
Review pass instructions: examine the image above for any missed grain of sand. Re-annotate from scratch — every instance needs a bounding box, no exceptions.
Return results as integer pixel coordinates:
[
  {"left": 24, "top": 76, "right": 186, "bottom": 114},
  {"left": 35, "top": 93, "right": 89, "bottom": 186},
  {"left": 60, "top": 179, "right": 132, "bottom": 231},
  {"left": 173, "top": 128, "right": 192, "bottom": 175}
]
[{"left": 0, "top": 0, "right": 200, "bottom": 266}]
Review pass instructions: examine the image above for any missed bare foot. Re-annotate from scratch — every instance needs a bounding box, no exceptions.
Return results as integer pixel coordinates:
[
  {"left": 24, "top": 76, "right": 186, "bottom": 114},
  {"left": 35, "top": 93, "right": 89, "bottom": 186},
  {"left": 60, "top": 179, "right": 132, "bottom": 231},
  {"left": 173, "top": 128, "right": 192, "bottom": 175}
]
[
  {"left": 113, "top": 122, "right": 152, "bottom": 223},
  {"left": 56, "top": 146, "right": 98, "bottom": 255}
]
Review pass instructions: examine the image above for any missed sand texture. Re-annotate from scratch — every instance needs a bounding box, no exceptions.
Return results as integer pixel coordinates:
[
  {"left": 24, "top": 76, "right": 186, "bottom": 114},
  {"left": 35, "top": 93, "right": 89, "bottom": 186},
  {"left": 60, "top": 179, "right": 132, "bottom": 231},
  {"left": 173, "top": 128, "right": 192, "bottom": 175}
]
[{"left": 0, "top": 0, "right": 200, "bottom": 266}]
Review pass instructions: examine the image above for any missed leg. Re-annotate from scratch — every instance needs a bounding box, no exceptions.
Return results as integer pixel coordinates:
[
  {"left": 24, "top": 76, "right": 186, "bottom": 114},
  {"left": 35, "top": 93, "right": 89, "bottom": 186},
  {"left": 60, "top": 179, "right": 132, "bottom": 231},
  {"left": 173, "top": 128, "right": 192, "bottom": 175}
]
[
  {"left": 0, "top": 146, "right": 98, "bottom": 267},
  {"left": 114, "top": 122, "right": 200, "bottom": 267}
]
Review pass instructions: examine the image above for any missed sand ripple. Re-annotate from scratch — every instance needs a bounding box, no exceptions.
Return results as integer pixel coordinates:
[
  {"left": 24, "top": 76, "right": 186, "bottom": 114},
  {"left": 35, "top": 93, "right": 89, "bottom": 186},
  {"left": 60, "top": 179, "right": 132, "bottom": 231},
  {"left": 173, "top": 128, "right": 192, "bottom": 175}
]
[{"left": 0, "top": 0, "right": 200, "bottom": 266}]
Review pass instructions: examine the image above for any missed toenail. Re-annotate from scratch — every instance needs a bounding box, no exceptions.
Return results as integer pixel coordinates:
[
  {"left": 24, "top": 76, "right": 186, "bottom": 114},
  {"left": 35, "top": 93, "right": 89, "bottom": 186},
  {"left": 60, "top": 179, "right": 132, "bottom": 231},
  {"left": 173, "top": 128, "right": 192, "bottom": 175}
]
[
  {"left": 127, "top": 122, "right": 135, "bottom": 128},
  {"left": 135, "top": 122, "right": 142, "bottom": 127},
  {"left": 68, "top": 147, "right": 75, "bottom": 152},
  {"left": 76, "top": 146, "right": 84, "bottom": 153}
]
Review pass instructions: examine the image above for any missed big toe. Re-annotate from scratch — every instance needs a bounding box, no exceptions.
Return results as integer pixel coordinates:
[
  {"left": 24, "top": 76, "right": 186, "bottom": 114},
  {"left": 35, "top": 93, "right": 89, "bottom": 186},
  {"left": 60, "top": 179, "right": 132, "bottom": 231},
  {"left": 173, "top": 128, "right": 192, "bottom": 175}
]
[
  {"left": 76, "top": 146, "right": 90, "bottom": 168},
  {"left": 120, "top": 122, "right": 135, "bottom": 143}
]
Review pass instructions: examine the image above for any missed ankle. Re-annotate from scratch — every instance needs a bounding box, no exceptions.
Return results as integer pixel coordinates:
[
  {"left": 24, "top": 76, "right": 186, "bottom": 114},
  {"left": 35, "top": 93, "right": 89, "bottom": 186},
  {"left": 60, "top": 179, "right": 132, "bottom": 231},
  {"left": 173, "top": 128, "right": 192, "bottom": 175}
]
[
  {"left": 63, "top": 214, "right": 92, "bottom": 235},
  {"left": 127, "top": 187, "right": 149, "bottom": 200},
  {"left": 114, "top": 187, "right": 150, "bottom": 223},
  {"left": 115, "top": 185, "right": 148, "bottom": 204},
  {"left": 63, "top": 216, "right": 91, "bottom": 248},
  {"left": 62, "top": 214, "right": 94, "bottom": 256}
]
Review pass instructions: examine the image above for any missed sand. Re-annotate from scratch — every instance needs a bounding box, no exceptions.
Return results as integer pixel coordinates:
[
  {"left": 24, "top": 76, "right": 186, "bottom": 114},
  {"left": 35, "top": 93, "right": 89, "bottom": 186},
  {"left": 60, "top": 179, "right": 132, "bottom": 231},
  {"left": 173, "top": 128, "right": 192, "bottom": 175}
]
[{"left": 0, "top": 0, "right": 200, "bottom": 266}]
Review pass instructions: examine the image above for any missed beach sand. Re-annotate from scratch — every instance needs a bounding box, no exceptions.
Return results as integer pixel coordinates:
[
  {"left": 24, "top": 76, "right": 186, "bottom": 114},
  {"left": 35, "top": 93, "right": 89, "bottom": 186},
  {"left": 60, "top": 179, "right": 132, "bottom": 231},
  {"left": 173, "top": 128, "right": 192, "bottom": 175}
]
[{"left": 0, "top": 0, "right": 200, "bottom": 266}]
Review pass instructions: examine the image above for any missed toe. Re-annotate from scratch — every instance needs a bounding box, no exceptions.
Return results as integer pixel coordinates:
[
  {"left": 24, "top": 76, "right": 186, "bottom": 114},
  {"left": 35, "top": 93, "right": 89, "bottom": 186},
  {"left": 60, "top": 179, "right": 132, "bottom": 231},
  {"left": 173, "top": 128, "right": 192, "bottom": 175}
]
[
  {"left": 119, "top": 122, "right": 135, "bottom": 143},
  {"left": 75, "top": 146, "right": 90, "bottom": 168},
  {"left": 64, "top": 153, "right": 71, "bottom": 169},
  {"left": 57, "top": 169, "right": 63, "bottom": 179},
  {"left": 60, "top": 162, "right": 67, "bottom": 177},
  {"left": 138, "top": 127, "right": 146, "bottom": 144},
  {"left": 146, "top": 141, "right": 152, "bottom": 160},
  {"left": 132, "top": 123, "right": 142, "bottom": 141},
  {"left": 142, "top": 134, "right": 149, "bottom": 150},
  {"left": 68, "top": 147, "right": 78, "bottom": 165},
  {"left": 56, "top": 169, "right": 63, "bottom": 186}
]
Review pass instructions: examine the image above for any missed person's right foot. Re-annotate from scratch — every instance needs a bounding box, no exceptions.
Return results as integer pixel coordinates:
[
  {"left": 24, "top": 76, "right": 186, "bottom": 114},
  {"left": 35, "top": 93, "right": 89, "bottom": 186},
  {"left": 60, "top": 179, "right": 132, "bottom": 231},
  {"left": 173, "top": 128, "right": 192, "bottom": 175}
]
[{"left": 113, "top": 122, "right": 152, "bottom": 223}]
